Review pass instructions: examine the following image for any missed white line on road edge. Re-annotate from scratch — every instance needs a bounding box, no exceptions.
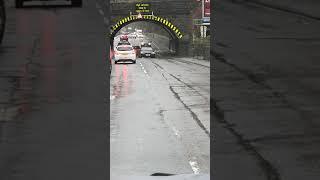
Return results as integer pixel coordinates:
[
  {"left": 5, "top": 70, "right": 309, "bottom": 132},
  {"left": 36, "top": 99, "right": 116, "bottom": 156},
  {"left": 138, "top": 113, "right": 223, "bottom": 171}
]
[
  {"left": 110, "top": 95, "right": 115, "bottom": 100},
  {"left": 189, "top": 160, "right": 201, "bottom": 174}
]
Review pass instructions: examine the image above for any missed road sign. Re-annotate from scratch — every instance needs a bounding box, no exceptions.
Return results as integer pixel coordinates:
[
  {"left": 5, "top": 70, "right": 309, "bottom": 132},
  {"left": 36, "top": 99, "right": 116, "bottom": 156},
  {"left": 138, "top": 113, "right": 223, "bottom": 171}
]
[
  {"left": 204, "top": 0, "right": 210, "bottom": 18},
  {"left": 193, "top": 18, "right": 210, "bottom": 25},
  {"left": 135, "top": 3, "right": 151, "bottom": 14},
  {"left": 193, "top": 19, "right": 203, "bottom": 25}
]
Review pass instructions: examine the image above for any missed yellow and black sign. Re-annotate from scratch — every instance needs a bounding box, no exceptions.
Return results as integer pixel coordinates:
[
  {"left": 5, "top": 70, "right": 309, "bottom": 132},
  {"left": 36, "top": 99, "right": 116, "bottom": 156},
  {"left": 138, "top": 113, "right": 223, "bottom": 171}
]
[
  {"left": 135, "top": 3, "right": 151, "bottom": 14},
  {"left": 110, "top": 15, "right": 183, "bottom": 39}
]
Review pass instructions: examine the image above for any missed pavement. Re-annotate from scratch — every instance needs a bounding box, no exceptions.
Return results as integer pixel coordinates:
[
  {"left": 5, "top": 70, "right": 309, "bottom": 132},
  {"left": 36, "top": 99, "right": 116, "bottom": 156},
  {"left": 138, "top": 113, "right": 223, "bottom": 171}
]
[
  {"left": 0, "top": 0, "right": 108, "bottom": 179},
  {"left": 213, "top": 0, "right": 320, "bottom": 180}
]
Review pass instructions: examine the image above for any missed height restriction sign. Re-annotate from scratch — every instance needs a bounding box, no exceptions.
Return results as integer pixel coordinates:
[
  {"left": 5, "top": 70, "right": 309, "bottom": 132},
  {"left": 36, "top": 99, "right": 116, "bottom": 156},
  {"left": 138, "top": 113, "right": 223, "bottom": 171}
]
[{"left": 135, "top": 3, "right": 151, "bottom": 14}]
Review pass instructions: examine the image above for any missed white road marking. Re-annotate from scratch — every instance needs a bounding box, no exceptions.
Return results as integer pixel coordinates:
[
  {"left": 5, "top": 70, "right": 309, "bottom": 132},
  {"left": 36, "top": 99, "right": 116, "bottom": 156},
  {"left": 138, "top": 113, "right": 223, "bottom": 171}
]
[
  {"left": 110, "top": 95, "right": 116, "bottom": 100},
  {"left": 172, "top": 126, "right": 181, "bottom": 138},
  {"left": 189, "top": 160, "right": 201, "bottom": 174},
  {"left": 139, "top": 62, "right": 150, "bottom": 77}
]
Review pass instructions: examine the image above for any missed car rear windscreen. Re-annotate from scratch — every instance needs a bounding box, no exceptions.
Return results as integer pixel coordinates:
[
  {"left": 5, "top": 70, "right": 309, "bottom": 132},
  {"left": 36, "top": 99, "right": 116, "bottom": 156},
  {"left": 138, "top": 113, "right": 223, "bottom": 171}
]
[
  {"left": 117, "top": 47, "right": 133, "bottom": 51},
  {"left": 142, "top": 47, "right": 153, "bottom": 51}
]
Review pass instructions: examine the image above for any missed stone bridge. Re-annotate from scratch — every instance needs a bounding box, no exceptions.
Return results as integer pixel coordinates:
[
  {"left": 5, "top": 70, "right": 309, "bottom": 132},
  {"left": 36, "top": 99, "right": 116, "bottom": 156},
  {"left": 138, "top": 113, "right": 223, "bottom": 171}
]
[{"left": 110, "top": 0, "right": 194, "bottom": 56}]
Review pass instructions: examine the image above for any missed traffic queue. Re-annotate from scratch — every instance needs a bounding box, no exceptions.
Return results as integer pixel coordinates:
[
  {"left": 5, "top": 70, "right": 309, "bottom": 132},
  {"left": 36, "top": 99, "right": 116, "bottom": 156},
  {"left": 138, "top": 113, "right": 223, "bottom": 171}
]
[{"left": 110, "top": 29, "right": 157, "bottom": 68}]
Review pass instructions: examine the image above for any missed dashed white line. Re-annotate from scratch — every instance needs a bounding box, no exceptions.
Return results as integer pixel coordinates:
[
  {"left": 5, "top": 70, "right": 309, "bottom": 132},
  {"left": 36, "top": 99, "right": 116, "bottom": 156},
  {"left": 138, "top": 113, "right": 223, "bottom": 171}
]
[{"left": 139, "top": 62, "right": 150, "bottom": 77}]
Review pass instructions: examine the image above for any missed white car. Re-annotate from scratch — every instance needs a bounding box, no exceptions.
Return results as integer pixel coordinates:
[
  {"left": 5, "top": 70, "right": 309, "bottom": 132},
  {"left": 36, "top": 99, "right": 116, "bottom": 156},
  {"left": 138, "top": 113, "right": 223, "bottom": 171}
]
[
  {"left": 114, "top": 45, "right": 136, "bottom": 64},
  {"left": 137, "top": 34, "right": 144, "bottom": 39},
  {"left": 128, "top": 33, "right": 137, "bottom": 39}
]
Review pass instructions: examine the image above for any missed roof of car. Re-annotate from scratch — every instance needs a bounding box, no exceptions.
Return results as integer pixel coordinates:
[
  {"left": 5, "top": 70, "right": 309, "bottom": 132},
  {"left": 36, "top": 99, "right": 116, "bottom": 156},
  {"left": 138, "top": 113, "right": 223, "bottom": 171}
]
[{"left": 117, "top": 45, "right": 133, "bottom": 48}]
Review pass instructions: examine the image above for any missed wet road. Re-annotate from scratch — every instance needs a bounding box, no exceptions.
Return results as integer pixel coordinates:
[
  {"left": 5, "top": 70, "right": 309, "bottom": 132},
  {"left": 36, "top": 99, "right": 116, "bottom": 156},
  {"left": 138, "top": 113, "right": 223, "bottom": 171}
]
[
  {"left": 0, "top": 0, "right": 107, "bottom": 179},
  {"left": 110, "top": 54, "right": 210, "bottom": 176}
]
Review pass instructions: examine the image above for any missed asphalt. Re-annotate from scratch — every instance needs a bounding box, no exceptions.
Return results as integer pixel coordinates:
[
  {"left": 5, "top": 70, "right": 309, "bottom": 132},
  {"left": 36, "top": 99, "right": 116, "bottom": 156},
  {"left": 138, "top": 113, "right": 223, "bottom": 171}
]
[
  {"left": 213, "top": 0, "right": 320, "bottom": 180},
  {"left": 110, "top": 34, "right": 210, "bottom": 176},
  {"left": 0, "top": 0, "right": 108, "bottom": 179}
]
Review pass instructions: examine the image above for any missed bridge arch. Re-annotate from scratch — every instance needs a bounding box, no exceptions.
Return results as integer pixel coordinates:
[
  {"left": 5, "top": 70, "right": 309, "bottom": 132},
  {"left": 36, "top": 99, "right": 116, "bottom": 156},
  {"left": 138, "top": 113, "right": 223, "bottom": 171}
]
[{"left": 110, "top": 15, "right": 184, "bottom": 54}]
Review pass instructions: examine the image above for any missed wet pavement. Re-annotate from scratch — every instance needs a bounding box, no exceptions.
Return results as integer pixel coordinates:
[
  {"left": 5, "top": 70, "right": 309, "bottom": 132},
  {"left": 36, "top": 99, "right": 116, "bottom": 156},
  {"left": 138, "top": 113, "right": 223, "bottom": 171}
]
[
  {"left": 0, "top": 0, "right": 107, "bottom": 179},
  {"left": 110, "top": 55, "right": 210, "bottom": 176}
]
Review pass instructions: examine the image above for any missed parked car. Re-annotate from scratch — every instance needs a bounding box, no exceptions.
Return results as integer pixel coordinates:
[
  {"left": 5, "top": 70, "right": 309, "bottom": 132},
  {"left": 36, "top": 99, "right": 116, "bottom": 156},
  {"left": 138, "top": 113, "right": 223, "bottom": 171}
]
[
  {"left": 114, "top": 45, "right": 136, "bottom": 64},
  {"left": 140, "top": 46, "right": 156, "bottom": 58},
  {"left": 0, "top": 0, "right": 5, "bottom": 44},
  {"left": 15, "top": 0, "right": 82, "bottom": 8}
]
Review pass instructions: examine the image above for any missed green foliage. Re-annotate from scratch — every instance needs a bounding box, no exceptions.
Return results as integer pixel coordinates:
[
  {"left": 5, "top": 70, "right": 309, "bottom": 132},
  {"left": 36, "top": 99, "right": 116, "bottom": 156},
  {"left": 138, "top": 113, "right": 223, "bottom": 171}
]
[{"left": 192, "top": 36, "right": 210, "bottom": 60}]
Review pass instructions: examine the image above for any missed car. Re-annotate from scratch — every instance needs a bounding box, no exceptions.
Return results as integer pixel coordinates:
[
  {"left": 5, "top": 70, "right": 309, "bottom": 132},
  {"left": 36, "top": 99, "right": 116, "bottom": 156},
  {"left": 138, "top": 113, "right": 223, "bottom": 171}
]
[
  {"left": 141, "top": 42, "right": 152, "bottom": 47},
  {"left": 135, "top": 29, "right": 142, "bottom": 34},
  {"left": 140, "top": 46, "right": 156, "bottom": 58},
  {"left": 132, "top": 45, "right": 141, "bottom": 58},
  {"left": 0, "top": 0, "right": 5, "bottom": 44},
  {"left": 128, "top": 33, "right": 137, "bottom": 39},
  {"left": 114, "top": 45, "right": 136, "bottom": 64},
  {"left": 120, "top": 35, "right": 128, "bottom": 41},
  {"left": 117, "top": 40, "right": 130, "bottom": 46},
  {"left": 137, "top": 34, "right": 144, "bottom": 39},
  {"left": 15, "top": 0, "right": 82, "bottom": 8}
]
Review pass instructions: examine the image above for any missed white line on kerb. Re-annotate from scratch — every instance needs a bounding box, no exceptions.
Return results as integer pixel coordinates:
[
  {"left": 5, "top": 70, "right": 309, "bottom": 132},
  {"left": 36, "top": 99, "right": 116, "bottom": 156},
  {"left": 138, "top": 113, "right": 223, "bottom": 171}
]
[{"left": 189, "top": 160, "right": 201, "bottom": 174}]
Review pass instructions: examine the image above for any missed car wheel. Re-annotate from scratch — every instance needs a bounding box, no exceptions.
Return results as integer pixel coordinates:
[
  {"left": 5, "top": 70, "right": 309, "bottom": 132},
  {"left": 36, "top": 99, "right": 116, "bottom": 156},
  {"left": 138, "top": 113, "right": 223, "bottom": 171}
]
[
  {"left": 15, "top": 0, "right": 23, "bottom": 8},
  {"left": 132, "top": 60, "right": 136, "bottom": 64},
  {"left": 0, "top": 0, "right": 5, "bottom": 44},
  {"left": 71, "top": 0, "right": 82, "bottom": 7},
  {"left": 114, "top": 61, "right": 118, "bottom": 64}
]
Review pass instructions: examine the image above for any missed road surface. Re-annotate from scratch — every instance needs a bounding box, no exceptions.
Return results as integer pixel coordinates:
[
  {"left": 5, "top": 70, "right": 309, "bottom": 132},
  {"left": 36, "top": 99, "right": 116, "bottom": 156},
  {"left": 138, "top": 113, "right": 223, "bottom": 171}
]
[
  {"left": 110, "top": 55, "right": 210, "bottom": 176},
  {"left": 111, "top": 32, "right": 210, "bottom": 176},
  {"left": 213, "top": 0, "right": 320, "bottom": 180},
  {"left": 0, "top": 0, "right": 107, "bottom": 179}
]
